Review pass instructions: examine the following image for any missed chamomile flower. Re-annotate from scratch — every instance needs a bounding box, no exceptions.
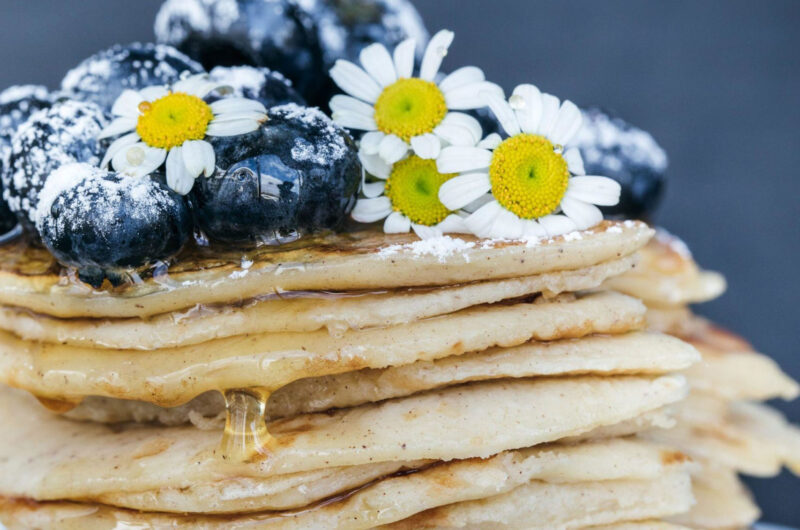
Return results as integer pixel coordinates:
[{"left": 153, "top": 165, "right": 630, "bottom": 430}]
[
  {"left": 329, "top": 29, "right": 502, "bottom": 166},
  {"left": 437, "top": 84, "right": 621, "bottom": 239},
  {"left": 98, "top": 73, "right": 267, "bottom": 195},
  {"left": 351, "top": 153, "right": 467, "bottom": 238}
]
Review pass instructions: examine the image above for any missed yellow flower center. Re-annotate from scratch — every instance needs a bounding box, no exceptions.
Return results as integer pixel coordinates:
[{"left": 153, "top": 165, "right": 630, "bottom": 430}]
[
  {"left": 384, "top": 156, "right": 456, "bottom": 226},
  {"left": 489, "top": 134, "right": 569, "bottom": 219},
  {"left": 136, "top": 92, "right": 214, "bottom": 150},
  {"left": 374, "top": 78, "right": 447, "bottom": 142}
]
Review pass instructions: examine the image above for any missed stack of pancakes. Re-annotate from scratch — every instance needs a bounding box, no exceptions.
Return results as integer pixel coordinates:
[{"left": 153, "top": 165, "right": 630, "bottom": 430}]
[
  {"left": 0, "top": 220, "right": 712, "bottom": 528},
  {"left": 606, "top": 230, "right": 800, "bottom": 529}
]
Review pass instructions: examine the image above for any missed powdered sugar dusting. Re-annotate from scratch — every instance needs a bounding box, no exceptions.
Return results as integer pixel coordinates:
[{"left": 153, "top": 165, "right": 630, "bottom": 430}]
[
  {"left": 654, "top": 227, "right": 692, "bottom": 258},
  {"left": 574, "top": 109, "right": 668, "bottom": 171},
  {"left": 379, "top": 236, "right": 476, "bottom": 263},
  {"left": 273, "top": 103, "right": 349, "bottom": 164},
  {"left": 0, "top": 85, "right": 49, "bottom": 106}
]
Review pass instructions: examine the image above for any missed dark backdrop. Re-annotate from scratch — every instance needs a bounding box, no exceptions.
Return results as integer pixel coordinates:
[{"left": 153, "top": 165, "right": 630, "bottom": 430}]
[{"left": 0, "top": 0, "right": 797, "bottom": 525}]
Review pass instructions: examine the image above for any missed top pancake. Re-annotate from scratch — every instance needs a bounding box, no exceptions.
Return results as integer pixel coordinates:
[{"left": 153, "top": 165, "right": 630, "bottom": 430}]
[{"left": 0, "top": 220, "right": 652, "bottom": 318}]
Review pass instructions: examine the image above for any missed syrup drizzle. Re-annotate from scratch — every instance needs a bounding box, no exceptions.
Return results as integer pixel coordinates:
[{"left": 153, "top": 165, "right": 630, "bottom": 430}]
[{"left": 221, "top": 388, "right": 276, "bottom": 462}]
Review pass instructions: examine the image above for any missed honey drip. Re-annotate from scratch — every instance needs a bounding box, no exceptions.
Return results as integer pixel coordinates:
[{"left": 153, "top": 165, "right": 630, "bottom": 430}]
[
  {"left": 220, "top": 388, "right": 275, "bottom": 462},
  {"left": 36, "top": 396, "right": 80, "bottom": 414}
]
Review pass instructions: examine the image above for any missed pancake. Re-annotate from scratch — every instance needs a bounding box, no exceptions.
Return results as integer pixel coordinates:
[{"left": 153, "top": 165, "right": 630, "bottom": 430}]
[
  {"left": 670, "top": 463, "right": 760, "bottom": 529},
  {"left": 645, "top": 396, "right": 800, "bottom": 477},
  {"left": 0, "top": 291, "right": 647, "bottom": 406},
  {"left": 0, "top": 438, "right": 694, "bottom": 528},
  {"left": 588, "top": 523, "right": 690, "bottom": 529},
  {"left": 0, "top": 256, "right": 636, "bottom": 350},
  {"left": 0, "top": 376, "right": 688, "bottom": 507},
  {"left": 603, "top": 229, "right": 726, "bottom": 307},
  {"left": 65, "top": 331, "right": 699, "bottom": 426},
  {"left": 0, "top": 221, "right": 652, "bottom": 319},
  {"left": 381, "top": 471, "right": 693, "bottom": 530},
  {"left": 0, "top": 472, "right": 693, "bottom": 530}
]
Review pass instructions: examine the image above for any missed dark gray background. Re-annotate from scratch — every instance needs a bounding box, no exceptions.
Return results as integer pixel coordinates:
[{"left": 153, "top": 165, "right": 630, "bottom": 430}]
[{"left": 0, "top": 0, "right": 797, "bottom": 525}]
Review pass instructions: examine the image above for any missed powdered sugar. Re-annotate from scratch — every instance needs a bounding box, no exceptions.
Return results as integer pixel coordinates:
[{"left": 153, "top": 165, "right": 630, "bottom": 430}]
[
  {"left": 0, "top": 85, "right": 49, "bottom": 106},
  {"left": 273, "top": 103, "right": 349, "bottom": 164},
  {"left": 154, "top": 0, "right": 212, "bottom": 43},
  {"left": 379, "top": 236, "right": 476, "bottom": 263}
]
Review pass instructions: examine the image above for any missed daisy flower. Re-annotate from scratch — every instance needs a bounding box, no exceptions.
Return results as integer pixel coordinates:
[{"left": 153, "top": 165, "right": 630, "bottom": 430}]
[
  {"left": 98, "top": 73, "right": 268, "bottom": 195},
  {"left": 437, "top": 84, "right": 621, "bottom": 239},
  {"left": 329, "top": 29, "right": 503, "bottom": 166},
  {"left": 350, "top": 152, "right": 468, "bottom": 238}
]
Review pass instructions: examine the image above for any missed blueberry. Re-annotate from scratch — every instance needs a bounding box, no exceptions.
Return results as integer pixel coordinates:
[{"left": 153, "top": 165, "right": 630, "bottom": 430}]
[
  {"left": 37, "top": 163, "right": 193, "bottom": 287},
  {"left": 208, "top": 65, "right": 305, "bottom": 108},
  {"left": 61, "top": 43, "right": 204, "bottom": 111},
  {"left": 155, "top": 0, "right": 324, "bottom": 105},
  {"left": 193, "top": 103, "right": 360, "bottom": 244},
  {"left": 2, "top": 99, "right": 107, "bottom": 232},
  {"left": 295, "top": 0, "right": 429, "bottom": 105},
  {"left": 573, "top": 107, "right": 668, "bottom": 219},
  {"left": 0, "top": 85, "right": 53, "bottom": 237}
]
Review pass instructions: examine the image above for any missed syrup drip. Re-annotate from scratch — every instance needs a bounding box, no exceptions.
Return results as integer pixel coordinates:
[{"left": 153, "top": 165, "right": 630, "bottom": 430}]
[
  {"left": 220, "top": 388, "right": 275, "bottom": 462},
  {"left": 36, "top": 396, "right": 80, "bottom": 414}
]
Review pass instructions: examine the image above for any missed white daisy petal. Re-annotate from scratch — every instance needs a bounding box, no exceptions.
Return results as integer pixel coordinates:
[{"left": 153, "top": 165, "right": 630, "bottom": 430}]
[
  {"left": 166, "top": 146, "right": 196, "bottom": 195},
  {"left": 172, "top": 74, "right": 206, "bottom": 95},
  {"left": 444, "top": 81, "right": 504, "bottom": 110},
  {"left": 412, "top": 224, "right": 442, "bottom": 240},
  {"left": 111, "top": 90, "right": 144, "bottom": 118},
  {"left": 510, "top": 84, "right": 543, "bottom": 134},
  {"left": 359, "top": 152, "right": 392, "bottom": 180},
  {"left": 521, "top": 220, "right": 547, "bottom": 239},
  {"left": 436, "top": 213, "right": 468, "bottom": 234},
  {"left": 566, "top": 176, "right": 621, "bottom": 206},
  {"left": 360, "top": 131, "right": 385, "bottom": 155},
  {"left": 438, "top": 66, "right": 485, "bottom": 93},
  {"left": 332, "top": 111, "right": 378, "bottom": 131},
  {"left": 462, "top": 193, "right": 494, "bottom": 214},
  {"left": 359, "top": 43, "right": 397, "bottom": 87},
  {"left": 379, "top": 134, "right": 409, "bottom": 164},
  {"left": 550, "top": 100, "right": 583, "bottom": 146},
  {"left": 206, "top": 119, "right": 261, "bottom": 136},
  {"left": 111, "top": 142, "right": 166, "bottom": 178},
  {"left": 477, "top": 133, "right": 503, "bottom": 150},
  {"left": 210, "top": 98, "right": 267, "bottom": 116},
  {"left": 351, "top": 197, "right": 393, "bottom": 223},
  {"left": 564, "top": 147, "right": 585, "bottom": 175},
  {"left": 210, "top": 111, "right": 268, "bottom": 123},
  {"left": 537, "top": 93, "right": 561, "bottom": 137},
  {"left": 393, "top": 38, "right": 416, "bottom": 79},
  {"left": 384, "top": 211, "right": 411, "bottom": 233},
  {"left": 560, "top": 196, "right": 603, "bottom": 230},
  {"left": 538, "top": 214, "right": 579, "bottom": 238},
  {"left": 484, "top": 91, "right": 521, "bottom": 137},
  {"left": 411, "top": 133, "right": 441, "bottom": 159},
  {"left": 139, "top": 85, "right": 169, "bottom": 101},
  {"left": 432, "top": 124, "right": 473, "bottom": 148},
  {"left": 330, "top": 60, "right": 382, "bottom": 103},
  {"left": 181, "top": 140, "right": 215, "bottom": 178},
  {"left": 420, "top": 29, "right": 455, "bottom": 81},
  {"left": 439, "top": 112, "right": 482, "bottom": 145},
  {"left": 490, "top": 208, "right": 525, "bottom": 240},
  {"left": 330, "top": 95, "right": 375, "bottom": 118},
  {"left": 363, "top": 180, "right": 386, "bottom": 199},
  {"left": 101, "top": 132, "right": 140, "bottom": 169},
  {"left": 98, "top": 117, "right": 137, "bottom": 139},
  {"left": 437, "top": 146, "right": 493, "bottom": 174},
  {"left": 438, "top": 172, "right": 491, "bottom": 211},
  {"left": 463, "top": 200, "right": 503, "bottom": 239}
]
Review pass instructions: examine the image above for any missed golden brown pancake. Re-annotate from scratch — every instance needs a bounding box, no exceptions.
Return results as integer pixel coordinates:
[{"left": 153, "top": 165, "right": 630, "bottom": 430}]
[
  {"left": 0, "top": 221, "right": 652, "bottom": 318},
  {"left": 0, "top": 291, "right": 647, "bottom": 406}
]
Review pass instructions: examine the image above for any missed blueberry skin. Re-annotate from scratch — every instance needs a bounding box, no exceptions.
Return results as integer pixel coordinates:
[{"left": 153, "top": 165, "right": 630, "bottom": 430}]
[
  {"left": 193, "top": 103, "right": 360, "bottom": 244},
  {"left": 155, "top": 0, "right": 324, "bottom": 105},
  {"left": 209, "top": 65, "right": 305, "bottom": 108},
  {"left": 61, "top": 43, "right": 204, "bottom": 111},
  {"left": 573, "top": 108, "right": 668, "bottom": 219},
  {"left": 38, "top": 166, "right": 193, "bottom": 288},
  {"left": 2, "top": 99, "right": 107, "bottom": 232},
  {"left": 0, "top": 85, "right": 52, "bottom": 236},
  {"left": 296, "top": 0, "right": 429, "bottom": 105}
]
